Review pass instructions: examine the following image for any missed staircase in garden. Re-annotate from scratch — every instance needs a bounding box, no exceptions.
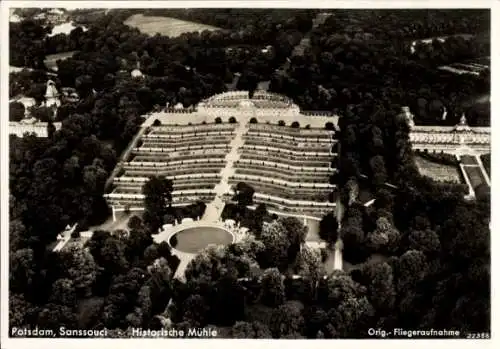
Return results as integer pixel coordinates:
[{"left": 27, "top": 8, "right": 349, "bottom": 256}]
[{"left": 202, "top": 120, "right": 249, "bottom": 221}]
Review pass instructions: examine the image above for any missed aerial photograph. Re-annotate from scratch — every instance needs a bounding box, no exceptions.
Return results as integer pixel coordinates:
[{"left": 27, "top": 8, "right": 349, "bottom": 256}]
[{"left": 4, "top": 5, "right": 491, "bottom": 342}]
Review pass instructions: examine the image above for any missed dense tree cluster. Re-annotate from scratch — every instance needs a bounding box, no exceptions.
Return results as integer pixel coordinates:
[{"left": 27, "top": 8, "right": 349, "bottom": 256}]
[
  {"left": 335, "top": 95, "right": 489, "bottom": 335},
  {"left": 10, "top": 221, "right": 179, "bottom": 332},
  {"left": 270, "top": 9, "right": 490, "bottom": 126}
]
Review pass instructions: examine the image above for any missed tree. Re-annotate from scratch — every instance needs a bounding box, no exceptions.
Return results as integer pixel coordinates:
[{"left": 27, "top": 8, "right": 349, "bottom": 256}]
[
  {"left": 10, "top": 219, "right": 29, "bottom": 251},
  {"left": 230, "top": 321, "right": 272, "bottom": 338},
  {"left": 365, "top": 216, "right": 400, "bottom": 254},
  {"left": 269, "top": 301, "right": 305, "bottom": 338},
  {"left": 232, "top": 182, "right": 255, "bottom": 208},
  {"left": 142, "top": 176, "right": 173, "bottom": 231},
  {"left": 10, "top": 248, "right": 36, "bottom": 294},
  {"left": 250, "top": 117, "right": 258, "bottom": 123},
  {"left": 259, "top": 220, "right": 291, "bottom": 270},
  {"left": 370, "top": 155, "right": 388, "bottom": 188},
  {"left": 47, "top": 121, "right": 56, "bottom": 138},
  {"left": 356, "top": 261, "right": 396, "bottom": 314},
  {"left": 37, "top": 303, "right": 77, "bottom": 331},
  {"left": 278, "top": 120, "right": 286, "bottom": 126},
  {"left": 395, "top": 250, "right": 429, "bottom": 293},
  {"left": 182, "top": 294, "right": 209, "bottom": 326},
  {"left": 279, "top": 216, "right": 308, "bottom": 261},
  {"left": 325, "top": 122, "right": 334, "bottom": 130},
  {"left": 60, "top": 245, "right": 98, "bottom": 298},
  {"left": 10, "top": 293, "right": 35, "bottom": 328},
  {"left": 99, "top": 237, "right": 130, "bottom": 276},
  {"left": 291, "top": 121, "right": 300, "bottom": 128},
  {"left": 29, "top": 106, "right": 54, "bottom": 122},
  {"left": 408, "top": 229, "right": 441, "bottom": 255},
  {"left": 294, "top": 245, "right": 323, "bottom": 280},
  {"left": 128, "top": 215, "right": 143, "bottom": 231},
  {"left": 319, "top": 271, "right": 374, "bottom": 338},
  {"left": 260, "top": 268, "right": 286, "bottom": 307},
  {"left": 49, "top": 278, "right": 77, "bottom": 307},
  {"left": 10, "top": 102, "right": 25, "bottom": 121},
  {"left": 215, "top": 117, "right": 222, "bottom": 124},
  {"left": 319, "top": 212, "right": 339, "bottom": 244},
  {"left": 229, "top": 116, "right": 237, "bottom": 123}
]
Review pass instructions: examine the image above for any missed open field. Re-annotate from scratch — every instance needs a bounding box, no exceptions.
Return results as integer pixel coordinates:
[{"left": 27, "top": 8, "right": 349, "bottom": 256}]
[
  {"left": 44, "top": 51, "right": 77, "bottom": 71},
  {"left": 124, "top": 14, "right": 220, "bottom": 37},
  {"left": 48, "top": 22, "right": 88, "bottom": 37}
]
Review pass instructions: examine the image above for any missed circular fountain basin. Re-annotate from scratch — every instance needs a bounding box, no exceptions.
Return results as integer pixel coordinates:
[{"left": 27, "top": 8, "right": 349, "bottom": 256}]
[{"left": 169, "top": 226, "right": 234, "bottom": 254}]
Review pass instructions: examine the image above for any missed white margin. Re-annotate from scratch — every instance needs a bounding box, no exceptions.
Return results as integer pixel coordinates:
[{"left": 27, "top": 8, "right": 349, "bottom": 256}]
[{"left": 1, "top": 1, "right": 497, "bottom": 349}]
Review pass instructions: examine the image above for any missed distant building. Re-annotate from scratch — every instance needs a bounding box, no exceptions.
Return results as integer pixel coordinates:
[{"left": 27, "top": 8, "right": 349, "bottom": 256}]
[
  {"left": 131, "top": 69, "right": 144, "bottom": 79},
  {"left": 9, "top": 120, "right": 62, "bottom": 138},
  {"left": 404, "top": 107, "right": 490, "bottom": 155},
  {"left": 44, "top": 80, "right": 61, "bottom": 108}
]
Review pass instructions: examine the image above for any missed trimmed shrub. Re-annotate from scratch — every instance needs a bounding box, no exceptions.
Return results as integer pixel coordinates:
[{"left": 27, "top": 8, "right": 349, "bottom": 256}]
[
  {"left": 128, "top": 215, "right": 143, "bottom": 230},
  {"left": 305, "top": 124, "right": 311, "bottom": 129},
  {"left": 250, "top": 117, "right": 258, "bottom": 124},
  {"left": 291, "top": 121, "right": 300, "bottom": 128},
  {"left": 153, "top": 119, "right": 161, "bottom": 126},
  {"left": 229, "top": 116, "right": 237, "bottom": 123},
  {"left": 215, "top": 117, "right": 222, "bottom": 124},
  {"left": 278, "top": 120, "right": 286, "bottom": 126},
  {"left": 170, "top": 235, "right": 178, "bottom": 247},
  {"left": 325, "top": 122, "right": 334, "bottom": 130}
]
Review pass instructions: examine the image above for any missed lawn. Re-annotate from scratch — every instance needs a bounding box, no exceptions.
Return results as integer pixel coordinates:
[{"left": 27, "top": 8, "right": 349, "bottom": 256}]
[
  {"left": 463, "top": 165, "right": 487, "bottom": 189},
  {"left": 124, "top": 14, "right": 220, "bottom": 37},
  {"left": 44, "top": 51, "right": 78, "bottom": 71},
  {"left": 480, "top": 153, "right": 490, "bottom": 177},
  {"left": 460, "top": 155, "right": 479, "bottom": 165}
]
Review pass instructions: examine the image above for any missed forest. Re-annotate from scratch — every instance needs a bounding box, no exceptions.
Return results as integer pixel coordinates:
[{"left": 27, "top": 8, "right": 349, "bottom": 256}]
[{"left": 9, "top": 9, "right": 490, "bottom": 338}]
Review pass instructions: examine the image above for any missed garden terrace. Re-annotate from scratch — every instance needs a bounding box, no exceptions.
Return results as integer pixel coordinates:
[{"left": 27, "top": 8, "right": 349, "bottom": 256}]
[
  {"left": 414, "top": 155, "right": 462, "bottom": 183},
  {"left": 145, "top": 130, "right": 236, "bottom": 139},
  {"left": 240, "top": 144, "right": 332, "bottom": 157},
  {"left": 135, "top": 144, "right": 232, "bottom": 153},
  {"left": 130, "top": 149, "right": 229, "bottom": 162},
  {"left": 248, "top": 124, "right": 335, "bottom": 138},
  {"left": 123, "top": 166, "right": 223, "bottom": 177},
  {"left": 105, "top": 91, "right": 338, "bottom": 214},
  {"left": 234, "top": 161, "right": 333, "bottom": 180},
  {"left": 236, "top": 159, "right": 334, "bottom": 173},
  {"left": 228, "top": 177, "right": 333, "bottom": 201},
  {"left": 250, "top": 192, "right": 336, "bottom": 218},
  {"left": 233, "top": 167, "right": 330, "bottom": 183},
  {"left": 124, "top": 158, "right": 226, "bottom": 169},
  {"left": 240, "top": 145, "right": 332, "bottom": 161},
  {"left": 243, "top": 136, "right": 333, "bottom": 152},
  {"left": 245, "top": 131, "right": 334, "bottom": 144},
  {"left": 150, "top": 123, "right": 237, "bottom": 135},
  {"left": 105, "top": 192, "right": 216, "bottom": 209},
  {"left": 113, "top": 179, "right": 217, "bottom": 193},
  {"left": 140, "top": 135, "right": 233, "bottom": 148},
  {"left": 239, "top": 151, "right": 333, "bottom": 167}
]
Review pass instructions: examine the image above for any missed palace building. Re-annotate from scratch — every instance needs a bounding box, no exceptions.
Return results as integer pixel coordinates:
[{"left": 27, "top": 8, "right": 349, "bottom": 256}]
[{"left": 404, "top": 107, "right": 490, "bottom": 156}]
